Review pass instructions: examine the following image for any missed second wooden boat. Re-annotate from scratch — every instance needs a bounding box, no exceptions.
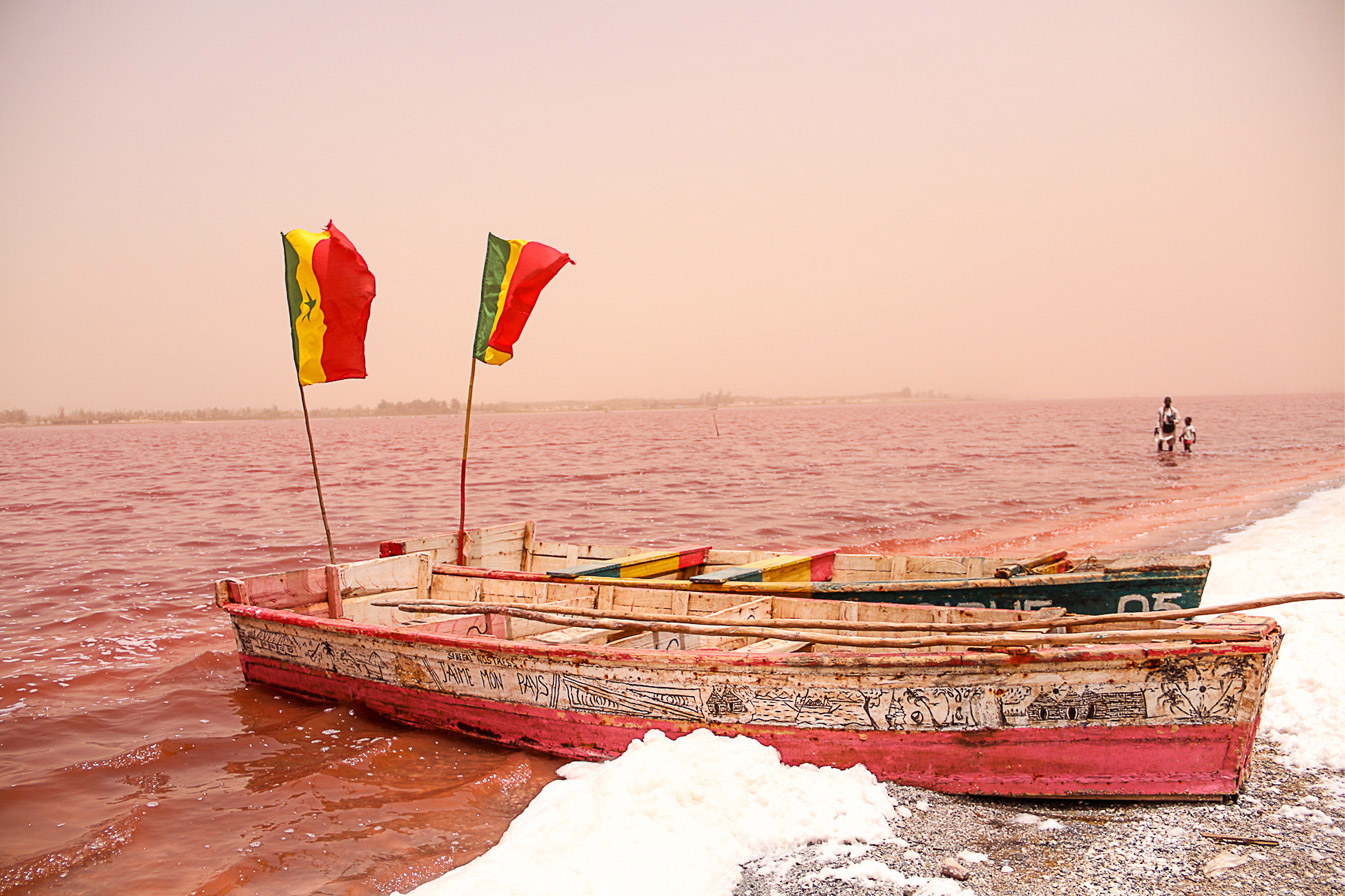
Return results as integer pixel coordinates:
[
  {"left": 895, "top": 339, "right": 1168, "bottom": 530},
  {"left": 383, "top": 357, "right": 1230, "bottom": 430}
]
[{"left": 379, "top": 521, "right": 1212, "bottom": 616}]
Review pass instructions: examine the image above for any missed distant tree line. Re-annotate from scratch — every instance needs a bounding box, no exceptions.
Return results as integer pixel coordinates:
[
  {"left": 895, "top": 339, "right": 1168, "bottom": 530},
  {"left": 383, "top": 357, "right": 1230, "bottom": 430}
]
[{"left": 2, "top": 399, "right": 462, "bottom": 426}]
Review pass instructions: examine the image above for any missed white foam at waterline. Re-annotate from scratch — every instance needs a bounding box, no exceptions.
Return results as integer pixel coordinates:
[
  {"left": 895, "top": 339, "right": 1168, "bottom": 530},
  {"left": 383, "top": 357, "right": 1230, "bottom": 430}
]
[
  {"left": 397, "top": 728, "right": 895, "bottom": 896},
  {"left": 1201, "top": 483, "right": 1345, "bottom": 769}
]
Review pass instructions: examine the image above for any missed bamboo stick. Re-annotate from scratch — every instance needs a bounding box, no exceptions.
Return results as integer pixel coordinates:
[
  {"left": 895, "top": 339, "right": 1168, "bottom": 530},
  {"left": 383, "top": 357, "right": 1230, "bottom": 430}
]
[
  {"left": 378, "top": 600, "right": 1263, "bottom": 649},
  {"left": 1052, "top": 592, "right": 1343, "bottom": 628}
]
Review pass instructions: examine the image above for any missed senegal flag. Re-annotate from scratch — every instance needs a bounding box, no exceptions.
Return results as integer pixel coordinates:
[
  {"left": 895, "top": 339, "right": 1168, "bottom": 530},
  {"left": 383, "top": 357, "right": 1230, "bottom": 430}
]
[
  {"left": 474, "top": 234, "right": 574, "bottom": 365},
  {"left": 283, "top": 222, "right": 376, "bottom": 386}
]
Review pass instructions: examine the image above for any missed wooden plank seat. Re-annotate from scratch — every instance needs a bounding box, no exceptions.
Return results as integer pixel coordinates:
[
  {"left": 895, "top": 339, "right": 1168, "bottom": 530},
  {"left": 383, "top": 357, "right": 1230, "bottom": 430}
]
[
  {"left": 734, "top": 638, "right": 809, "bottom": 654},
  {"left": 691, "top": 550, "right": 837, "bottom": 585},
  {"left": 528, "top": 625, "right": 618, "bottom": 646},
  {"left": 546, "top": 546, "right": 711, "bottom": 580}
]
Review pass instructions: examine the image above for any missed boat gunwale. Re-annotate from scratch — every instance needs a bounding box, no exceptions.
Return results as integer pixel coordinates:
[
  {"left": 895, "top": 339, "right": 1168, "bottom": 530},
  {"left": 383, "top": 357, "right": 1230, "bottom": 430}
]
[
  {"left": 220, "top": 600, "right": 1282, "bottom": 672},
  {"left": 425, "top": 562, "right": 1210, "bottom": 594}
]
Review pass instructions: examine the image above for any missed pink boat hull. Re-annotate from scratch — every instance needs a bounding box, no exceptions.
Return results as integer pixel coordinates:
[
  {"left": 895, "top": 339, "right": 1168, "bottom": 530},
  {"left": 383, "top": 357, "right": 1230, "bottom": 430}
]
[{"left": 238, "top": 649, "right": 1260, "bottom": 800}]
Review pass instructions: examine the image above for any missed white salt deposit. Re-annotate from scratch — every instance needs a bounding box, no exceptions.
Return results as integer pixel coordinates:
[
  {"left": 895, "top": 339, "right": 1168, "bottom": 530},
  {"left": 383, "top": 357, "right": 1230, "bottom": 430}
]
[
  {"left": 1201, "top": 483, "right": 1345, "bottom": 769},
  {"left": 399, "top": 728, "right": 894, "bottom": 896},
  {"left": 401, "top": 483, "right": 1345, "bottom": 896}
]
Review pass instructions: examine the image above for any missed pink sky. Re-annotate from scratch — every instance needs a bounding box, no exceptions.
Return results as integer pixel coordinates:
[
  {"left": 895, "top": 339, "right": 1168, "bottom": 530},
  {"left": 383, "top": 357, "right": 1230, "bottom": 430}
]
[{"left": 1, "top": 0, "right": 1340, "bottom": 414}]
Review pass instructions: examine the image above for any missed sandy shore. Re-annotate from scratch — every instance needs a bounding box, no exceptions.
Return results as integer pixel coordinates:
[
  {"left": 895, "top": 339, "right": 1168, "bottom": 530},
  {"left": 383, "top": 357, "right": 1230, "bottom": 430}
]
[{"left": 733, "top": 742, "right": 1345, "bottom": 895}]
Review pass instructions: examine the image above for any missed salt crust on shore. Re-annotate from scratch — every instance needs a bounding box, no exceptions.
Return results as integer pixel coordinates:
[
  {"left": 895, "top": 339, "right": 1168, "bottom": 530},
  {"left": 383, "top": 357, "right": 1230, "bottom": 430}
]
[
  {"left": 734, "top": 743, "right": 1345, "bottom": 896},
  {"left": 402, "top": 733, "right": 1345, "bottom": 896}
]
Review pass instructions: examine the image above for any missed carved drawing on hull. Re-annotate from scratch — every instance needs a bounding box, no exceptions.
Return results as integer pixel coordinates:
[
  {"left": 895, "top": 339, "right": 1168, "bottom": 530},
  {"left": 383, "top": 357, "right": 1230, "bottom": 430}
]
[
  {"left": 560, "top": 674, "right": 703, "bottom": 721},
  {"left": 1022, "top": 687, "right": 1148, "bottom": 724},
  {"left": 753, "top": 688, "right": 878, "bottom": 728},
  {"left": 739, "top": 688, "right": 802, "bottom": 725},
  {"left": 705, "top": 685, "right": 882, "bottom": 729},
  {"left": 1148, "top": 656, "right": 1253, "bottom": 722},
  {"left": 886, "top": 686, "right": 1002, "bottom": 730},
  {"left": 792, "top": 688, "right": 883, "bottom": 728},
  {"left": 305, "top": 640, "right": 395, "bottom": 682},
  {"left": 706, "top": 684, "right": 749, "bottom": 716},
  {"left": 236, "top": 626, "right": 302, "bottom": 659}
]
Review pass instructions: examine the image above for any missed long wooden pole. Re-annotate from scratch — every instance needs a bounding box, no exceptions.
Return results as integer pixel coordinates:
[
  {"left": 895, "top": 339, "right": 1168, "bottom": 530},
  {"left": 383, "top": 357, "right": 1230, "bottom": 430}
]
[
  {"left": 297, "top": 381, "right": 336, "bottom": 565},
  {"left": 377, "top": 590, "right": 1341, "bottom": 633},
  {"left": 457, "top": 357, "right": 478, "bottom": 566},
  {"left": 376, "top": 600, "right": 1261, "bottom": 649}
]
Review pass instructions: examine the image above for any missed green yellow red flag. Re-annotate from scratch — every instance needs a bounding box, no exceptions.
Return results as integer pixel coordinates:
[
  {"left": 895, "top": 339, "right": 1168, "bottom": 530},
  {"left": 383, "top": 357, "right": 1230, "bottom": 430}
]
[
  {"left": 283, "top": 221, "right": 376, "bottom": 385},
  {"left": 474, "top": 233, "right": 574, "bottom": 365}
]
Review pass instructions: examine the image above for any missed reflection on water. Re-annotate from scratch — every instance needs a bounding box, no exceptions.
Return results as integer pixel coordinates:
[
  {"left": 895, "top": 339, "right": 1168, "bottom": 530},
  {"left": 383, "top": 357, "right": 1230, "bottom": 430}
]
[{"left": 0, "top": 394, "right": 1340, "bottom": 894}]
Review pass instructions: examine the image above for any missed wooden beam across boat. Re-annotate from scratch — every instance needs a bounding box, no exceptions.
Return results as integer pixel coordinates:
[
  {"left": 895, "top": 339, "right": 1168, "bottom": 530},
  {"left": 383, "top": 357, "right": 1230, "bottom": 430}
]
[
  {"left": 689, "top": 550, "right": 837, "bottom": 584},
  {"left": 546, "top": 546, "right": 712, "bottom": 580}
]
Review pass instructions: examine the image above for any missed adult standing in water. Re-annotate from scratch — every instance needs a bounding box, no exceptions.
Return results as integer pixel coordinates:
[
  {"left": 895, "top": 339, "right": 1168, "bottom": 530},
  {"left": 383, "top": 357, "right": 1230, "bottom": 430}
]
[{"left": 1155, "top": 396, "right": 1180, "bottom": 451}]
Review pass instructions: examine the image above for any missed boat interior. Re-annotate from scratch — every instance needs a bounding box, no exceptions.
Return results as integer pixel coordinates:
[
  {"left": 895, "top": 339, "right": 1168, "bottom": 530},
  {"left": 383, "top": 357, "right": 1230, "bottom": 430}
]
[
  {"left": 216, "top": 522, "right": 1230, "bottom": 657},
  {"left": 377, "top": 521, "right": 1209, "bottom": 583}
]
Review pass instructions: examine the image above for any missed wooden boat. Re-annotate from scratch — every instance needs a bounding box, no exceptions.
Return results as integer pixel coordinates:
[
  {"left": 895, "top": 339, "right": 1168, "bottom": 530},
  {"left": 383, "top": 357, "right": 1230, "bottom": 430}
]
[
  {"left": 378, "top": 521, "right": 1212, "bottom": 616},
  {"left": 213, "top": 549, "right": 1331, "bottom": 799}
]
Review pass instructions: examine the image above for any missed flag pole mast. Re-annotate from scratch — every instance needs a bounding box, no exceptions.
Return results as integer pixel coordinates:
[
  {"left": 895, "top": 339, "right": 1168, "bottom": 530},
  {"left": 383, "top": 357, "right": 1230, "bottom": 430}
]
[
  {"left": 297, "top": 380, "right": 337, "bottom": 565},
  {"left": 457, "top": 356, "right": 478, "bottom": 566}
]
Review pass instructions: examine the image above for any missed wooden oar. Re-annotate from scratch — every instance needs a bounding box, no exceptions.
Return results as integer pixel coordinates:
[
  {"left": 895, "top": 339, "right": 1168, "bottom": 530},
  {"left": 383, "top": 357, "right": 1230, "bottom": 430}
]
[{"left": 377, "top": 599, "right": 1264, "bottom": 650}]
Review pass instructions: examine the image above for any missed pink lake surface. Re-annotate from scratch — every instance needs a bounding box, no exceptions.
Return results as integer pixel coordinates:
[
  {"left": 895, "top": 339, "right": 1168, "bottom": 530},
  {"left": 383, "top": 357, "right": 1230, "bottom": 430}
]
[{"left": 1, "top": 393, "right": 1340, "bottom": 894}]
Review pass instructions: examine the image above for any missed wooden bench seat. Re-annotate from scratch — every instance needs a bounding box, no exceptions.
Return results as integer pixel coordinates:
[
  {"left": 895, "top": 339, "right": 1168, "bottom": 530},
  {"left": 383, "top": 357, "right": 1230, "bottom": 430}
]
[
  {"left": 733, "top": 638, "right": 809, "bottom": 654},
  {"left": 547, "top": 546, "right": 711, "bottom": 579},
  {"left": 691, "top": 550, "right": 837, "bottom": 585},
  {"left": 529, "top": 625, "right": 616, "bottom": 646}
]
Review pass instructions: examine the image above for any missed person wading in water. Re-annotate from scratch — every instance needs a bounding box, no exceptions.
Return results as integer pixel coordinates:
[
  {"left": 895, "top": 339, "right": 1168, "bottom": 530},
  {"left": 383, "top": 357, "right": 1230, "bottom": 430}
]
[{"left": 1155, "top": 396, "right": 1180, "bottom": 451}]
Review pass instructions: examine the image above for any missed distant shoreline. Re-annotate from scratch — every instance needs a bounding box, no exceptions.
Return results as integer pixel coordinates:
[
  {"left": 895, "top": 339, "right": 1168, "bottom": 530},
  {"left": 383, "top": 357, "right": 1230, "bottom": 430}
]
[
  {"left": 6, "top": 390, "right": 1338, "bottom": 428},
  {"left": 0, "top": 390, "right": 955, "bottom": 427}
]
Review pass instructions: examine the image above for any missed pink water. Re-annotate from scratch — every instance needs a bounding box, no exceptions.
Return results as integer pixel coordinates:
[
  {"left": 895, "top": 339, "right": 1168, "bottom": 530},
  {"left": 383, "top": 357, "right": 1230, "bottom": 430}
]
[{"left": 1, "top": 394, "right": 1341, "bottom": 895}]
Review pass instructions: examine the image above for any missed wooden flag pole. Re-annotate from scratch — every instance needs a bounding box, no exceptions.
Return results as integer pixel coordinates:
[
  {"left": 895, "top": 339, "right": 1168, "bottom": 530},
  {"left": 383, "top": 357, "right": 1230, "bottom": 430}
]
[
  {"left": 297, "top": 380, "right": 337, "bottom": 565},
  {"left": 457, "top": 357, "right": 478, "bottom": 566}
]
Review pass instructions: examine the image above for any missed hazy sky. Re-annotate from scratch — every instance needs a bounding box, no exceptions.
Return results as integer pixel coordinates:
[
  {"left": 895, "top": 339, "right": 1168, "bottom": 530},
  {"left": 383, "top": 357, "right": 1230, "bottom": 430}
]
[{"left": 1, "top": 0, "right": 1340, "bottom": 414}]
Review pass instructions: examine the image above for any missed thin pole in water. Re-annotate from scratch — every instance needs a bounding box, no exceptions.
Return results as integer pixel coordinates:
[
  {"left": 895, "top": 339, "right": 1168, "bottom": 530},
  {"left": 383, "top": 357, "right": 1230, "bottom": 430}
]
[
  {"left": 457, "top": 357, "right": 478, "bottom": 566},
  {"left": 297, "top": 380, "right": 336, "bottom": 565}
]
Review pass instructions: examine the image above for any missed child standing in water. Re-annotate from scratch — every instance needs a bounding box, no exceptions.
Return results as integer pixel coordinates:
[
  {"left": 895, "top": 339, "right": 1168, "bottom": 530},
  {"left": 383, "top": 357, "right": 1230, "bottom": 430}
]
[{"left": 1182, "top": 417, "right": 1197, "bottom": 453}]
